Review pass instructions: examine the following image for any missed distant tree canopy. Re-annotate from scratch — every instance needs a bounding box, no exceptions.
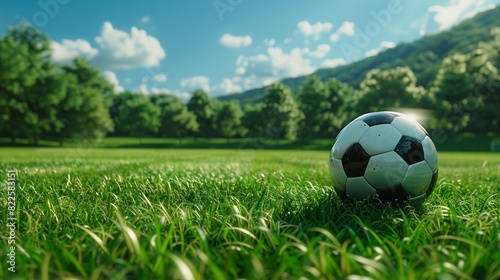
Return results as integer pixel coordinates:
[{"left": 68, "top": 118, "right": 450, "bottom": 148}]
[
  {"left": 187, "top": 89, "right": 217, "bottom": 138},
  {"left": 0, "top": 24, "right": 64, "bottom": 144},
  {"left": 0, "top": 23, "right": 499, "bottom": 146},
  {"left": 261, "top": 83, "right": 303, "bottom": 143},
  {"left": 158, "top": 95, "right": 198, "bottom": 143},
  {"left": 297, "top": 77, "right": 352, "bottom": 139},
  {"left": 61, "top": 58, "right": 115, "bottom": 142},
  {"left": 111, "top": 92, "right": 160, "bottom": 142},
  {"left": 358, "top": 67, "right": 428, "bottom": 112},
  {"left": 215, "top": 101, "right": 244, "bottom": 143}
]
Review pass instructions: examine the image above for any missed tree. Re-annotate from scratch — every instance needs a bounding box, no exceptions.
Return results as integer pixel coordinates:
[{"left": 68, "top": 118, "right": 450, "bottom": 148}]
[
  {"left": 466, "top": 28, "right": 500, "bottom": 132},
  {"left": 326, "top": 78, "right": 358, "bottom": 130},
  {"left": 51, "top": 72, "right": 81, "bottom": 146},
  {"left": 297, "top": 76, "right": 330, "bottom": 140},
  {"left": 358, "top": 67, "right": 428, "bottom": 113},
  {"left": 159, "top": 96, "right": 199, "bottom": 144},
  {"left": 215, "top": 101, "right": 244, "bottom": 143},
  {"left": 111, "top": 92, "right": 160, "bottom": 142},
  {"left": 187, "top": 89, "right": 216, "bottom": 138},
  {"left": 58, "top": 57, "right": 114, "bottom": 144},
  {"left": 296, "top": 76, "right": 353, "bottom": 140},
  {"left": 430, "top": 53, "right": 476, "bottom": 132},
  {"left": 241, "top": 103, "right": 264, "bottom": 136},
  {"left": 478, "top": 27, "right": 500, "bottom": 69},
  {"left": 260, "top": 83, "right": 303, "bottom": 143},
  {"left": 0, "top": 23, "right": 65, "bottom": 144}
]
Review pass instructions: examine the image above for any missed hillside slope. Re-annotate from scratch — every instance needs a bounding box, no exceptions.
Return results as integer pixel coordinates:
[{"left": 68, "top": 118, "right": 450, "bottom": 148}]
[{"left": 219, "top": 6, "right": 500, "bottom": 105}]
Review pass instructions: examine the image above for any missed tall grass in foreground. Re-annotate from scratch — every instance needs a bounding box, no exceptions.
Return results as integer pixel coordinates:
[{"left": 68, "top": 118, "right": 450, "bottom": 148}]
[{"left": 0, "top": 149, "right": 499, "bottom": 279}]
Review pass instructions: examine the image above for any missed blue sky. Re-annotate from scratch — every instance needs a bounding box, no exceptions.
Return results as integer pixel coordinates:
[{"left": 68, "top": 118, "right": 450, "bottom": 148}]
[{"left": 1, "top": 0, "right": 499, "bottom": 98}]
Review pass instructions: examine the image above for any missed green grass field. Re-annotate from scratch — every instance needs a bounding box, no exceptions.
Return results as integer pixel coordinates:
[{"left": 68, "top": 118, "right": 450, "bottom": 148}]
[
  {"left": 1, "top": 132, "right": 499, "bottom": 151},
  {"left": 0, "top": 148, "right": 499, "bottom": 279}
]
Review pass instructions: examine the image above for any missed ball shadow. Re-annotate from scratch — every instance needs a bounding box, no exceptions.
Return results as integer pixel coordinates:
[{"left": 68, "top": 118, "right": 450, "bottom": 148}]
[{"left": 279, "top": 189, "right": 428, "bottom": 239}]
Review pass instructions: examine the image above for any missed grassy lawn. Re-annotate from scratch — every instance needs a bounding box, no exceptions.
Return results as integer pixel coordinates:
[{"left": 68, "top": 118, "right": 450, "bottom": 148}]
[
  {"left": 1, "top": 132, "right": 498, "bottom": 151},
  {"left": 0, "top": 148, "right": 499, "bottom": 279}
]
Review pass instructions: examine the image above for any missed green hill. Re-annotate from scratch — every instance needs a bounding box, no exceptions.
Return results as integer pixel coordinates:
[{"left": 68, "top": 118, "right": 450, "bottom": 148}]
[{"left": 219, "top": 6, "right": 500, "bottom": 105}]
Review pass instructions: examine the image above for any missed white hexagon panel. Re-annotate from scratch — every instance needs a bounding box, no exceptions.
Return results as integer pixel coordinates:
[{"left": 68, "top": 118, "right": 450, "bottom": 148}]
[
  {"left": 401, "top": 161, "right": 433, "bottom": 196},
  {"left": 329, "top": 158, "right": 347, "bottom": 193},
  {"left": 345, "top": 177, "right": 377, "bottom": 201},
  {"left": 331, "top": 121, "right": 370, "bottom": 160},
  {"left": 365, "top": 151, "right": 409, "bottom": 190},
  {"left": 359, "top": 124, "right": 402, "bottom": 155},
  {"left": 391, "top": 116, "right": 427, "bottom": 141},
  {"left": 421, "top": 136, "right": 438, "bottom": 172}
]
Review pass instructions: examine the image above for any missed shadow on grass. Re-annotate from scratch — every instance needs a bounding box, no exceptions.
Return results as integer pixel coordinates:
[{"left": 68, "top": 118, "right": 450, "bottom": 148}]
[
  {"left": 280, "top": 190, "right": 427, "bottom": 239},
  {"left": 0, "top": 141, "right": 54, "bottom": 148}
]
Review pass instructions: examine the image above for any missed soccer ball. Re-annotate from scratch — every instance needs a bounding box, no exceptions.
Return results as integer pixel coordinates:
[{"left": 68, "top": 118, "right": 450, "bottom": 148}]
[{"left": 329, "top": 111, "right": 438, "bottom": 204}]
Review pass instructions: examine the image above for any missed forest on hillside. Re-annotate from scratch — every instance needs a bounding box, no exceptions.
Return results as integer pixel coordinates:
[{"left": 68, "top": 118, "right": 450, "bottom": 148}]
[
  {"left": 220, "top": 6, "right": 500, "bottom": 105},
  {"left": 1, "top": 22, "right": 499, "bottom": 146}
]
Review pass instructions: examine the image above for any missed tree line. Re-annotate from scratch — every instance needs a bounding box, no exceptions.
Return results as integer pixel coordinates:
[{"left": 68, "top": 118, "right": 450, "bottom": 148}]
[{"left": 1, "top": 24, "right": 499, "bottom": 146}]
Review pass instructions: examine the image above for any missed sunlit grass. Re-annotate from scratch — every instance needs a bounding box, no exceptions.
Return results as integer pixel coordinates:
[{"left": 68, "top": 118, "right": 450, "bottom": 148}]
[{"left": 0, "top": 149, "right": 499, "bottom": 279}]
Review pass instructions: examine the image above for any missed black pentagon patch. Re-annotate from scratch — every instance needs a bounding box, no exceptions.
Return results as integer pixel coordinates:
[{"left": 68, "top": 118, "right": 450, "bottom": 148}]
[
  {"left": 395, "top": 136, "right": 424, "bottom": 165},
  {"left": 342, "top": 143, "right": 370, "bottom": 177},
  {"left": 376, "top": 185, "right": 410, "bottom": 204},
  {"left": 426, "top": 171, "right": 439, "bottom": 197},
  {"left": 362, "top": 112, "right": 396, "bottom": 126}
]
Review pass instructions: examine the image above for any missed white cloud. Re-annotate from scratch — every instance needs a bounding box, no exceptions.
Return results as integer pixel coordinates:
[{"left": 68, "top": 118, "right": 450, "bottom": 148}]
[
  {"left": 329, "top": 33, "right": 340, "bottom": 42},
  {"left": 269, "top": 47, "right": 314, "bottom": 77},
  {"left": 309, "top": 44, "right": 331, "bottom": 58},
  {"left": 380, "top": 41, "right": 396, "bottom": 49},
  {"left": 180, "top": 76, "right": 211, "bottom": 92},
  {"left": 264, "top": 38, "right": 276, "bottom": 47},
  {"left": 337, "top": 21, "right": 355, "bottom": 36},
  {"left": 171, "top": 90, "right": 192, "bottom": 102},
  {"left": 231, "top": 75, "right": 278, "bottom": 91},
  {"left": 150, "top": 88, "right": 192, "bottom": 102},
  {"left": 51, "top": 39, "right": 98, "bottom": 64},
  {"left": 141, "top": 72, "right": 168, "bottom": 86},
  {"left": 233, "top": 47, "right": 315, "bottom": 90},
  {"left": 329, "top": 21, "right": 356, "bottom": 42},
  {"left": 428, "top": 0, "right": 490, "bottom": 31},
  {"left": 138, "top": 84, "right": 149, "bottom": 94},
  {"left": 140, "top": 16, "right": 150, "bottom": 24},
  {"left": 364, "top": 41, "right": 397, "bottom": 58},
  {"left": 365, "top": 48, "right": 380, "bottom": 57},
  {"left": 212, "top": 78, "right": 242, "bottom": 95},
  {"left": 220, "top": 34, "right": 252, "bottom": 48},
  {"left": 236, "top": 53, "right": 268, "bottom": 68},
  {"left": 320, "top": 58, "right": 346, "bottom": 68},
  {"left": 151, "top": 73, "right": 167, "bottom": 83},
  {"left": 273, "top": 47, "right": 314, "bottom": 77},
  {"left": 102, "top": 70, "right": 124, "bottom": 93},
  {"left": 466, "top": 3, "right": 496, "bottom": 18},
  {"left": 297, "top": 21, "right": 333, "bottom": 40},
  {"left": 283, "top": 38, "right": 292, "bottom": 44},
  {"left": 150, "top": 87, "right": 166, "bottom": 94},
  {"left": 235, "top": 67, "right": 246, "bottom": 75},
  {"left": 93, "top": 21, "right": 165, "bottom": 70}
]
